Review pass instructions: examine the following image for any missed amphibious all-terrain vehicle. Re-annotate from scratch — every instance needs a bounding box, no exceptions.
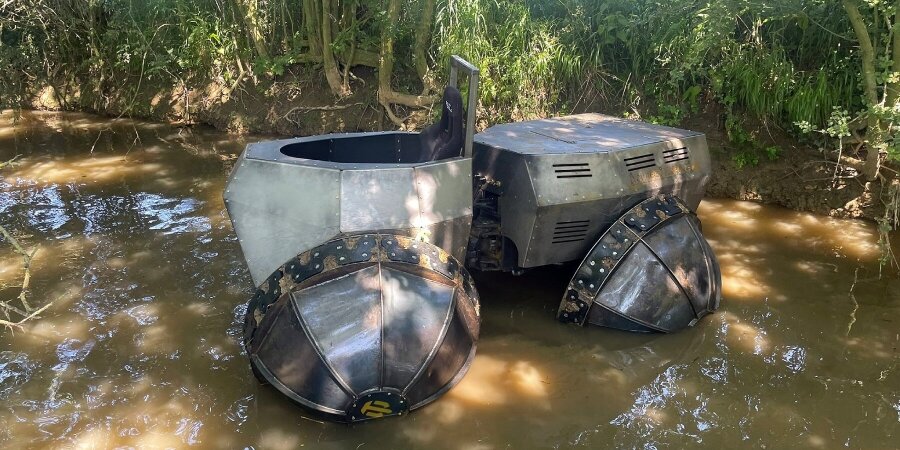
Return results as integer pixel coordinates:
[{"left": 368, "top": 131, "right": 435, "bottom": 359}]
[{"left": 224, "top": 57, "right": 721, "bottom": 423}]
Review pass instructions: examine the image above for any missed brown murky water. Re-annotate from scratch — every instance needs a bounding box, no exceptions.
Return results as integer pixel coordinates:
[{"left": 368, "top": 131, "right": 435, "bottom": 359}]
[{"left": 0, "top": 110, "right": 898, "bottom": 449}]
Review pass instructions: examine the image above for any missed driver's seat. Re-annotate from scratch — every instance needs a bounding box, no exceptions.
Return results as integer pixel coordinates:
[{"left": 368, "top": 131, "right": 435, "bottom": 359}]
[{"left": 419, "top": 86, "right": 464, "bottom": 162}]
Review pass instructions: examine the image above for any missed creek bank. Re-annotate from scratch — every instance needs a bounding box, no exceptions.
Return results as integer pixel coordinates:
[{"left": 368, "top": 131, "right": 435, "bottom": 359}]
[{"left": 16, "top": 74, "right": 888, "bottom": 222}]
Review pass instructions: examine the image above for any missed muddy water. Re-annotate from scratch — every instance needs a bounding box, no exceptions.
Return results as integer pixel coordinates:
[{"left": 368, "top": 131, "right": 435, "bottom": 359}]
[{"left": 0, "top": 110, "right": 897, "bottom": 449}]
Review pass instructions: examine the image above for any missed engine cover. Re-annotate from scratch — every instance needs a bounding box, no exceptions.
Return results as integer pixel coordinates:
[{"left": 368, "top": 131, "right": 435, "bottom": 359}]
[{"left": 472, "top": 114, "right": 712, "bottom": 268}]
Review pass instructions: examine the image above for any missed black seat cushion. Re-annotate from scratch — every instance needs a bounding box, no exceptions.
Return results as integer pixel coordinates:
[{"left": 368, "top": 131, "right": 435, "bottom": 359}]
[{"left": 419, "top": 86, "right": 464, "bottom": 162}]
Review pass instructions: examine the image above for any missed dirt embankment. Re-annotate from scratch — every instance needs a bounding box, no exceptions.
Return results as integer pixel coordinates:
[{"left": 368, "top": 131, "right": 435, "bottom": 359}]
[
  {"left": 682, "top": 112, "right": 888, "bottom": 221},
  {"left": 25, "top": 68, "right": 390, "bottom": 136},
  {"left": 20, "top": 73, "right": 891, "bottom": 222}
]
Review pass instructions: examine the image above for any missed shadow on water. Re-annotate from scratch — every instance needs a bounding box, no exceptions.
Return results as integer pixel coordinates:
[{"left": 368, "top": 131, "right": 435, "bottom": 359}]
[{"left": 0, "top": 110, "right": 897, "bottom": 449}]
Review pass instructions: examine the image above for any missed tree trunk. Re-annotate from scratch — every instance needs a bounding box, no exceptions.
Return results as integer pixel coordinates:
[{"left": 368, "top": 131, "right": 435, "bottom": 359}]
[
  {"left": 888, "top": 0, "right": 900, "bottom": 105},
  {"left": 414, "top": 0, "right": 437, "bottom": 94},
  {"left": 236, "top": 0, "right": 270, "bottom": 61},
  {"left": 303, "top": 0, "right": 322, "bottom": 56},
  {"left": 843, "top": 0, "right": 882, "bottom": 180},
  {"left": 378, "top": 0, "right": 438, "bottom": 125},
  {"left": 321, "top": 0, "right": 349, "bottom": 96}
]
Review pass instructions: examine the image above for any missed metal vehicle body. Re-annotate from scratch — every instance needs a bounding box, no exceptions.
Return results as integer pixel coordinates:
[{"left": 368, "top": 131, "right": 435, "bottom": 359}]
[{"left": 223, "top": 56, "right": 721, "bottom": 423}]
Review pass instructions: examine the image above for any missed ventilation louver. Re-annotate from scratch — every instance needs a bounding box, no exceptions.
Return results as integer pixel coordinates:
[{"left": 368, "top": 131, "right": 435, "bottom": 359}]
[
  {"left": 552, "top": 220, "right": 590, "bottom": 244},
  {"left": 553, "top": 163, "right": 591, "bottom": 179},
  {"left": 624, "top": 153, "right": 656, "bottom": 171},
  {"left": 663, "top": 147, "right": 690, "bottom": 164}
]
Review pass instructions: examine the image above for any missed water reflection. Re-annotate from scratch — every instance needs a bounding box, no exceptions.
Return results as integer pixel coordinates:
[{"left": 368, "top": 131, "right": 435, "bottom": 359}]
[{"left": 0, "top": 111, "right": 897, "bottom": 449}]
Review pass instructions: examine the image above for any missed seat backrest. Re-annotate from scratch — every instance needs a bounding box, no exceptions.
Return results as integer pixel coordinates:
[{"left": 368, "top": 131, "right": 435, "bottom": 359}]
[{"left": 419, "top": 86, "right": 464, "bottom": 162}]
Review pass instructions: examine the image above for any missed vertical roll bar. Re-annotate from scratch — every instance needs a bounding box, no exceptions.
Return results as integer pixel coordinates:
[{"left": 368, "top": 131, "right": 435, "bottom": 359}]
[{"left": 448, "top": 55, "right": 480, "bottom": 158}]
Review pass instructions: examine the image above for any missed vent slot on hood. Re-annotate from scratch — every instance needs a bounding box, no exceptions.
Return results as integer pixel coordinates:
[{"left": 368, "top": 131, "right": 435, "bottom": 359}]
[
  {"left": 553, "top": 163, "right": 592, "bottom": 179},
  {"left": 663, "top": 147, "right": 690, "bottom": 163},
  {"left": 552, "top": 220, "right": 590, "bottom": 244},
  {"left": 624, "top": 153, "right": 656, "bottom": 171}
]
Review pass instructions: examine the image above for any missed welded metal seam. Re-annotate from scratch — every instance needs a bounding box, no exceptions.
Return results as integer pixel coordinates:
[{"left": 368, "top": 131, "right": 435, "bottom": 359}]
[
  {"left": 408, "top": 336, "right": 477, "bottom": 410},
  {"left": 574, "top": 220, "right": 647, "bottom": 325},
  {"left": 250, "top": 354, "right": 343, "bottom": 416},
  {"left": 289, "top": 297, "right": 359, "bottom": 398},
  {"left": 564, "top": 195, "right": 689, "bottom": 328},
  {"left": 408, "top": 290, "right": 479, "bottom": 409},
  {"left": 685, "top": 216, "right": 721, "bottom": 313},
  {"left": 588, "top": 300, "right": 665, "bottom": 333},
  {"left": 376, "top": 257, "right": 386, "bottom": 392},
  {"left": 639, "top": 231, "right": 702, "bottom": 321},
  {"left": 401, "top": 285, "right": 459, "bottom": 396}
]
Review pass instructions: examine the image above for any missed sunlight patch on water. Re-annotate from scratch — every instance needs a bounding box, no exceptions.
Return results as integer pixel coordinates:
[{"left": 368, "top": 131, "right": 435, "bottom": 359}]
[
  {"left": 699, "top": 199, "right": 881, "bottom": 262},
  {"left": 9, "top": 156, "right": 164, "bottom": 185},
  {"left": 719, "top": 312, "right": 772, "bottom": 355}
]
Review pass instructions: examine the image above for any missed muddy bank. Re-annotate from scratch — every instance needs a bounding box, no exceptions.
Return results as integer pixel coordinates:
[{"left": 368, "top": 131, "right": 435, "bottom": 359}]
[
  {"left": 17, "top": 75, "right": 891, "bottom": 222},
  {"left": 22, "top": 69, "right": 388, "bottom": 136}
]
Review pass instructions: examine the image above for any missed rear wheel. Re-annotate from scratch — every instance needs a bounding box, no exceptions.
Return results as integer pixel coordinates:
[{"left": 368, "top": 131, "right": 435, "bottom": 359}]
[{"left": 558, "top": 194, "right": 721, "bottom": 332}]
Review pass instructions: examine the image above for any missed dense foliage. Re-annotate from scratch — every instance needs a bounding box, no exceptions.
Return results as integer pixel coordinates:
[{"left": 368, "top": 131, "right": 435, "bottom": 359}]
[{"left": 2, "top": 0, "right": 900, "bottom": 170}]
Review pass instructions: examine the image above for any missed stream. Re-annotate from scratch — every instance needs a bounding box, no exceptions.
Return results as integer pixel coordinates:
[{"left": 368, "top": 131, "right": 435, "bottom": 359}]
[{"left": 0, "top": 110, "right": 897, "bottom": 449}]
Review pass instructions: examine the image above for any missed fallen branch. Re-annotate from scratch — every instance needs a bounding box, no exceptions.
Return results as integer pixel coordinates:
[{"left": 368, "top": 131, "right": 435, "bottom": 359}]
[
  {"left": 0, "top": 223, "right": 37, "bottom": 313},
  {"left": 0, "top": 154, "right": 20, "bottom": 170},
  {"left": 0, "top": 156, "right": 50, "bottom": 331},
  {"left": 0, "top": 301, "right": 52, "bottom": 332}
]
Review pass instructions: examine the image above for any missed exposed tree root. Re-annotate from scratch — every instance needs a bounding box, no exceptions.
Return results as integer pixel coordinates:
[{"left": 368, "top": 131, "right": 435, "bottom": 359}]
[
  {"left": 280, "top": 102, "right": 364, "bottom": 127},
  {"left": 376, "top": 0, "right": 439, "bottom": 126}
]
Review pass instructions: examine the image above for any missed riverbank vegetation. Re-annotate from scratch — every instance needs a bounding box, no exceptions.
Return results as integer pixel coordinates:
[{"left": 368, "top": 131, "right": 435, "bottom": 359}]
[{"left": 1, "top": 0, "right": 898, "bottom": 266}]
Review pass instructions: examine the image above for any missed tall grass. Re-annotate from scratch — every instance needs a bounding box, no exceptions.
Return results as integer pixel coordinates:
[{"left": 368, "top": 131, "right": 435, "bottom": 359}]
[
  {"left": 0, "top": 0, "right": 881, "bottom": 138},
  {"left": 435, "top": 0, "right": 579, "bottom": 121}
]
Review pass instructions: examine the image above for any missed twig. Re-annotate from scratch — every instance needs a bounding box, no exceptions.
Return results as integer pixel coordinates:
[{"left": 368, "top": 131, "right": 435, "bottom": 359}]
[
  {"left": 0, "top": 224, "right": 37, "bottom": 312},
  {"left": 0, "top": 301, "right": 52, "bottom": 332},
  {"left": 0, "top": 154, "right": 20, "bottom": 170},
  {"left": 89, "top": 128, "right": 106, "bottom": 154},
  {"left": 847, "top": 268, "right": 860, "bottom": 336},
  {"left": 0, "top": 300, "right": 28, "bottom": 317}
]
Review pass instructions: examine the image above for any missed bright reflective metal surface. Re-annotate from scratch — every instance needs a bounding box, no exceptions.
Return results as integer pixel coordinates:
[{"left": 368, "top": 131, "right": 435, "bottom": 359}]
[{"left": 1, "top": 111, "right": 898, "bottom": 448}]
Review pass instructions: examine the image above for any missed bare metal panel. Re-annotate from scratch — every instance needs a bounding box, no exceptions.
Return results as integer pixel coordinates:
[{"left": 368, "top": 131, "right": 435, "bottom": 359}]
[
  {"left": 292, "top": 265, "right": 383, "bottom": 395},
  {"left": 524, "top": 196, "right": 642, "bottom": 267},
  {"left": 414, "top": 158, "right": 473, "bottom": 224},
  {"left": 253, "top": 302, "right": 352, "bottom": 412},
  {"left": 340, "top": 168, "right": 418, "bottom": 233},
  {"left": 227, "top": 137, "right": 474, "bottom": 284},
  {"left": 420, "top": 215, "right": 473, "bottom": 262},
  {"left": 643, "top": 216, "right": 715, "bottom": 314},
  {"left": 381, "top": 265, "right": 455, "bottom": 390},
  {"left": 594, "top": 243, "right": 695, "bottom": 332},
  {"left": 242, "top": 234, "right": 480, "bottom": 422},
  {"left": 405, "top": 299, "right": 475, "bottom": 407},
  {"left": 472, "top": 148, "right": 537, "bottom": 267},
  {"left": 473, "top": 113, "right": 703, "bottom": 155},
  {"left": 474, "top": 114, "right": 712, "bottom": 267},
  {"left": 224, "top": 158, "right": 340, "bottom": 285}
]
